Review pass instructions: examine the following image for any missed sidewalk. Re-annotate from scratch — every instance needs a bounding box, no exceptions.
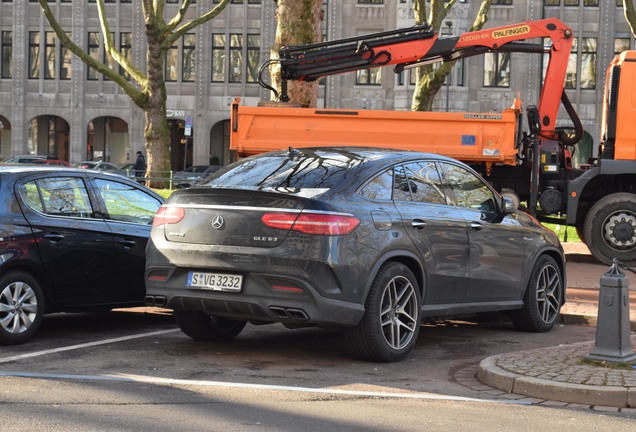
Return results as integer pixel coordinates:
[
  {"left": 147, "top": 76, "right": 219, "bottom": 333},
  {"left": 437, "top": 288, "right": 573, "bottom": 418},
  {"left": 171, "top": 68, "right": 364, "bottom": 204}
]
[{"left": 477, "top": 243, "right": 636, "bottom": 409}]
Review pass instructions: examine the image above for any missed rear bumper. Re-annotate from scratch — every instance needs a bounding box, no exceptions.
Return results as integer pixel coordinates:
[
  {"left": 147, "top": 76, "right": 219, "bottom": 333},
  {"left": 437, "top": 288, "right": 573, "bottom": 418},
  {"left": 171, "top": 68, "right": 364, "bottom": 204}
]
[
  {"left": 144, "top": 230, "right": 370, "bottom": 327},
  {"left": 145, "top": 278, "right": 364, "bottom": 327}
]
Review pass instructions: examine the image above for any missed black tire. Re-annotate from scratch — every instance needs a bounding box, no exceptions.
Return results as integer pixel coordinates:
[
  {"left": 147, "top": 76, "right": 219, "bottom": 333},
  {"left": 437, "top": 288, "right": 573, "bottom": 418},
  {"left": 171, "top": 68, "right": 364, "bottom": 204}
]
[
  {"left": 344, "top": 262, "right": 421, "bottom": 362},
  {"left": 575, "top": 222, "right": 585, "bottom": 244},
  {"left": 0, "top": 271, "right": 45, "bottom": 345},
  {"left": 510, "top": 255, "right": 562, "bottom": 332},
  {"left": 583, "top": 193, "right": 636, "bottom": 266},
  {"left": 173, "top": 309, "right": 247, "bottom": 342}
]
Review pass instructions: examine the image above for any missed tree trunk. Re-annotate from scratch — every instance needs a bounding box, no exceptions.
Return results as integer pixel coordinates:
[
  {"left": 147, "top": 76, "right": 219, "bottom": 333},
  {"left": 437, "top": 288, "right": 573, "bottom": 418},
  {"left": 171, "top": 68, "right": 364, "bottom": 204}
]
[
  {"left": 271, "top": 0, "right": 323, "bottom": 107},
  {"left": 144, "top": 24, "right": 171, "bottom": 188}
]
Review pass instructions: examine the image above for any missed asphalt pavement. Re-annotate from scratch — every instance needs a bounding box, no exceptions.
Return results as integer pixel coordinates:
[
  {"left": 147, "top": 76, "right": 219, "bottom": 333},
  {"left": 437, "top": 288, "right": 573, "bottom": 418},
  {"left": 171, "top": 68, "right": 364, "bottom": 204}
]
[{"left": 478, "top": 242, "right": 636, "bottom": 411}]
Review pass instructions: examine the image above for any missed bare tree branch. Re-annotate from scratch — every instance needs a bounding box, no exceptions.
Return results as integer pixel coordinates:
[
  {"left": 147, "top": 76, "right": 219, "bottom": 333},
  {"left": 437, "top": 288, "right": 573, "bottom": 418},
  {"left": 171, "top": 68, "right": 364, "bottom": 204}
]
[
  {"left": 95, "top": 0, "right": 146, "bottom": 84},
  {"left": 38, "top": 0, "right": 231, "bottom": 186},
  {"left": 165, "top": 0, "right": 192, "bottom": 33},
  {"left": 38, "top": 0, "right": 143, "bottom": 103},
  {"left": 165, "top": 0, "right": 231, "bottom": 47},
  {"left": 624, "top": 0, "right": 636, "bottom": 37}
]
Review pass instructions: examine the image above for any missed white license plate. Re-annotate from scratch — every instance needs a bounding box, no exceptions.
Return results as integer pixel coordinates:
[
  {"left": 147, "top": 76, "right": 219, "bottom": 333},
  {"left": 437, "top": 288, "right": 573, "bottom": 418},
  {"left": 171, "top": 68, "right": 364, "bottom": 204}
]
[{"left": 187, "top": 272, "right": 242, "bottom": 292}]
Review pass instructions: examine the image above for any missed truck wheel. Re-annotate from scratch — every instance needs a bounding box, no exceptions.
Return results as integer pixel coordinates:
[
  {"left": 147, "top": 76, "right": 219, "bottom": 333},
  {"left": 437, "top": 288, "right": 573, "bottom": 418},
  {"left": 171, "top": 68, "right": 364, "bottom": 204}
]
[
  {"left": 583, "top": 192, "right": 636, "bottom": 266},
  {"left": 0, "top": 271, "right": 45, "bottom": 345},
  {"left": 344, "top": 262, "right": 421, "bottom": 362},
  {"left": 173, "top": 309, "right": 247, "bottom": 342},
  {"left": 510, "top": 255, "right": 562, "bottom": 332},
  {"left": 575, "top": 222, "right": 585, "bottom": 244}
]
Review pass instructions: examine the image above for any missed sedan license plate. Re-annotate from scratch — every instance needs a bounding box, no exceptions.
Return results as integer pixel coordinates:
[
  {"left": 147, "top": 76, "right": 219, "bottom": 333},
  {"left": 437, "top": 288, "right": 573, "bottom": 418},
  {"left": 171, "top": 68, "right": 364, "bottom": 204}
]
[{"left": 187, "top": 272, "right": 242, "bottom": 292}]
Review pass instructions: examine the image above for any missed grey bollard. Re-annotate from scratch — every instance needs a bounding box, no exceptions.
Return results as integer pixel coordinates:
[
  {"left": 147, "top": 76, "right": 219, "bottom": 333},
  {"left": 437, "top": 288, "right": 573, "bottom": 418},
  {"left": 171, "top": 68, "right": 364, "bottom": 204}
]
[{"left": 586, "top": 260, "right": 636, "bottom": 363}]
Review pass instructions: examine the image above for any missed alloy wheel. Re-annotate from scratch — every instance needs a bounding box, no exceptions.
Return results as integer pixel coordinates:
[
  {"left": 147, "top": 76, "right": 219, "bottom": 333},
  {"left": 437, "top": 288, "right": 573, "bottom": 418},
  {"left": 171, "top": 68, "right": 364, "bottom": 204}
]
[
  {"left": 379, "top": 275, "right": 419, "bottom": 350},
  {"left": 0, "top": 281, "right": 39, "bottom": 335},
  {"left": 535, "top": 264, "right": 561, "bottom": 325}
]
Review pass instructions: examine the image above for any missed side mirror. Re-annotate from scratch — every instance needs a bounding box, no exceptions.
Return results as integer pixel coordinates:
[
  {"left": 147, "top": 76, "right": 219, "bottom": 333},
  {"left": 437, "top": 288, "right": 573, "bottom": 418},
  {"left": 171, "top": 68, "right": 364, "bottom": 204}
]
[{"left": 502, "top": 196, "right": 517, "bottom": 214}]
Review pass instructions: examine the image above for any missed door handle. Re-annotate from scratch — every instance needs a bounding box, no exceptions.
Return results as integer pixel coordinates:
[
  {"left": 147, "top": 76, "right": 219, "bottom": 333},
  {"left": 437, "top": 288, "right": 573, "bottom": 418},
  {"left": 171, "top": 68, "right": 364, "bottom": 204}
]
[
  {"left": 470, "top": 222, "right": 483, "bottom": 230},
  {"left": 411, "top": 219, "right": 427, "bottom": 230},
  {"left": 118, "top": 239, "right": 137, "bottom": 249},
  {"left": 43, "top": 233, "right": 64, "bottom": 242}
]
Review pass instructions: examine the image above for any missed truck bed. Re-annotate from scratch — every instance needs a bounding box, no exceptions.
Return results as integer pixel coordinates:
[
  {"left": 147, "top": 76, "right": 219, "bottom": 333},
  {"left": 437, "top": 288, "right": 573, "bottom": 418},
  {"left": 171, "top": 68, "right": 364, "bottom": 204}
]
[{"left": 230, "top": 98, "right": 522, "bottom": 169}]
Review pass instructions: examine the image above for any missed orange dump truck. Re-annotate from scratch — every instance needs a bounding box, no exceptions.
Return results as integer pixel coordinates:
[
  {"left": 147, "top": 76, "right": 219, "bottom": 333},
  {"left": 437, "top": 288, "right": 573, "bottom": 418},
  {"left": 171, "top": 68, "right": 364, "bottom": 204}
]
[{"left": 229, "top": 18, "right": 636, "bottom": 267}]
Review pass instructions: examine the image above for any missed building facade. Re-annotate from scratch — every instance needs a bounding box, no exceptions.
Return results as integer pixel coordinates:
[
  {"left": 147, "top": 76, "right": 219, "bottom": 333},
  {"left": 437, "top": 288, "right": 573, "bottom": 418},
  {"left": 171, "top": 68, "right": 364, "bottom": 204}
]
[{"left": 0, "top": 1, "right": 631, "bottom": 169}]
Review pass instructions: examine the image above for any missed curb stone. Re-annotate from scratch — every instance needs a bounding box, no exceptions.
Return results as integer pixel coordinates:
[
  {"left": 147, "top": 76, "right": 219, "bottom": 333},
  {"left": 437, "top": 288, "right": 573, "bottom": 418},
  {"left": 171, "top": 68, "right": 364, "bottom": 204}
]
[{"left": 477, "top": 338, "right": 636, "bottom": 409}]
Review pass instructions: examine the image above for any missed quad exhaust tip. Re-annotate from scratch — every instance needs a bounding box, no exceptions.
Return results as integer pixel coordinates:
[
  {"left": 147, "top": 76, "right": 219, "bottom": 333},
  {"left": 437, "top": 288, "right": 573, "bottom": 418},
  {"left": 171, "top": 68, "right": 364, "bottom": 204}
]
[
  {"left": 145, "top": 295, "right": 167, "bottom": 307},
  {"left": 269, "top": 306, "right": 309, "bottom": 321}
]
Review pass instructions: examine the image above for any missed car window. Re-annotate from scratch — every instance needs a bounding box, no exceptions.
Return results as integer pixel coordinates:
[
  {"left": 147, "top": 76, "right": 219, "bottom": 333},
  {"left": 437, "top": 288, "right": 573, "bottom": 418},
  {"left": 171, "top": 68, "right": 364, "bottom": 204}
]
[
  {"left": 19, "top": 177, "right": 93, "bottom": 217},
  {"left": 438, "top": 162, "right": 497, "bottom": 213},
  {"left": 400, "top": 161, "right": 447, "bottom": 205},
  {"left": 94, "top": 179, "right": 161, "bottom": 224},
  {"left": 203, "top": 150, "right": 364, "bottom": 190},
  {"left": 359, "top": 168, "right": 393, "bottom": 200},
  {"left": 393, "top": 166, "right": 412, "bottom": 201}
]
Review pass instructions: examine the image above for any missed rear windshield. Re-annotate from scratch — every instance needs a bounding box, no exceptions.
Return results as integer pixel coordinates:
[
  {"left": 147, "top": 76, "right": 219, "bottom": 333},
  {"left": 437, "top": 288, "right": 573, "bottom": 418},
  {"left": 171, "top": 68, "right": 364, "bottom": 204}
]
[{"left": 200, "top": 151, "right": 363, "bottom": 190}]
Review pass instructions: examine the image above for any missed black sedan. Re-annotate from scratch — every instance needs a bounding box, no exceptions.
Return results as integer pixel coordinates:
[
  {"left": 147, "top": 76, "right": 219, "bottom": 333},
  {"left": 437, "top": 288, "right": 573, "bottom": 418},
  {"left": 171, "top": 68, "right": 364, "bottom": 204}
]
[
  {"left": 145, "top": 148, "right": 565, "bottom": 362},
  {"left": 0, "top": 166, "right": 164, "bottom": 344}
]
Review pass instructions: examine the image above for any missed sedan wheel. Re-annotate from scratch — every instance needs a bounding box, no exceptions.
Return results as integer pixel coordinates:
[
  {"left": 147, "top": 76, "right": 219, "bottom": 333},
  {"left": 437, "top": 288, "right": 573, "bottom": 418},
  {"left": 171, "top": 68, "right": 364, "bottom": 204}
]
[
  {"left": 511, "top": 255, "right": 562, "bottom": 332},
  {"left": 0, "top": 271, "right": 44, "bottom": 345},
  {"left": 174, "top": 309, "right": 247, "bottom": 342},
  {"left": 345, "top": 262, "right": 421, "bottom": 362}
]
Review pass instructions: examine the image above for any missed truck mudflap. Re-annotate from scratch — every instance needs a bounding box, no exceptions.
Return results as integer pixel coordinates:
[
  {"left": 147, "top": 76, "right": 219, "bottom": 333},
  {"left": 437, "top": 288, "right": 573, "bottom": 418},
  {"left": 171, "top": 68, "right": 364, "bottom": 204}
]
[{"left": 230, "top": 97, "right": 522, "bottom": 170}]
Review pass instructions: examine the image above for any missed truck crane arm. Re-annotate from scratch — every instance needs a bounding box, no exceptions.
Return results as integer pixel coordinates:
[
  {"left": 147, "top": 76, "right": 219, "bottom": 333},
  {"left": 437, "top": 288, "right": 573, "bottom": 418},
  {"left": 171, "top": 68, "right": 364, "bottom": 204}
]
[{"left": 264, "top": 18, "right": 579, "bottom": 143}]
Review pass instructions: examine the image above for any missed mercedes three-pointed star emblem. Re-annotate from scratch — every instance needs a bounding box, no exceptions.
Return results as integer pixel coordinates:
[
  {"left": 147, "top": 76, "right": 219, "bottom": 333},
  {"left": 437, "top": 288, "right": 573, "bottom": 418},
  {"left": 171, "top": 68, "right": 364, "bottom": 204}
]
[{"left": 211, "top": 215, "right": 225, "bottom": 229}]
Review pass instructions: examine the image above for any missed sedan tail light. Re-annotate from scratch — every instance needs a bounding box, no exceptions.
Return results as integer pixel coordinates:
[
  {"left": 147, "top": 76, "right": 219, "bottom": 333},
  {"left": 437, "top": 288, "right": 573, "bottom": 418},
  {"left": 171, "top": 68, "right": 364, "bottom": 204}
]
[
  {"left": 153, "top": 206, "right": 185, "bottom": 227},
  {"left": 261, "top": 212, "right": 359, "bottom": 235}
]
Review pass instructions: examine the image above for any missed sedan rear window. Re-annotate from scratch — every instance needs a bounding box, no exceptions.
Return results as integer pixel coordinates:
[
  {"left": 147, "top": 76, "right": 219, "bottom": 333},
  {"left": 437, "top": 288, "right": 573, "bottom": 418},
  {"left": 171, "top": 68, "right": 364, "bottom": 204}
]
[
  {"left": 201, "top": 151, "right": 363, "bottom": 190},
  {"left": 19, "top": 177, "right": 93, "bottom": 217}
]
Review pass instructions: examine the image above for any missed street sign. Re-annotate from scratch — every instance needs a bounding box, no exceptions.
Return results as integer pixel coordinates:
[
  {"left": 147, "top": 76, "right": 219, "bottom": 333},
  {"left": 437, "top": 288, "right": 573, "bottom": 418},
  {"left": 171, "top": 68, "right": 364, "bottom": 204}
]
[{"left": 185, "top": 116, "right": 192, "bottom": 127}]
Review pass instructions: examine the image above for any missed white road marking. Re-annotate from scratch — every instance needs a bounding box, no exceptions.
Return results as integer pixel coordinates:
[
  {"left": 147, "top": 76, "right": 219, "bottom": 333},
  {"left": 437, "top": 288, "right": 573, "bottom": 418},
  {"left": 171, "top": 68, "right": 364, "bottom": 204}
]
[
  {"left": 0, "top": 328, "right": 180, "bottom": 364},
  {"left": 0, "top": 370, "right": 530, "bottom": 404},
  {"left": 0, "top": 328, "right": 529, "bottom": 405}
]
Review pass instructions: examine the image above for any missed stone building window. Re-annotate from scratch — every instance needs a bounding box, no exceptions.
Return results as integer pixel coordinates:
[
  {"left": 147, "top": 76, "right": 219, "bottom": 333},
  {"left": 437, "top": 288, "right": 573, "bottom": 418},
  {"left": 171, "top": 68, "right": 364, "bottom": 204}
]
[
  {"left": 211, "top": 34, "right": 226, "bottom": 82},
  {"left": 211, "top": 33, "right": 261, "bottom": 84},
  {"left": 483, "top": 52, "right": 509, "bottom": 88},
  {"left": 60, "top": 33, "right": 72, "bottom": 80},
  {"left": 165, "top": 41, "right": 178, "bottom": 82},
  {"left": 28, "top": 32, "right": 40, "bottom": 79},
  {"left": 246, "top": 34, "right": 260, "bottom": 83},
  {"left": 45, "top": 32, "right": 56, "bottom": 79},
  {"left": 580, "top": 37, "right": 597, "bottom": 89},
  {"left": 229, "top": 34, "right": 243, "bottom": 83},
  {"left": 615, "top": 38, "right": 631, "bottom": 54},
  {"left": 182, "top": 33, "right": 196, "bottom": 82},
  {"left": 87, "top": 32, "right": 100, "bottom": 80},
  {"left": 356, "top": 67, "right": 382, "bottom": 86},
  {"left": 1, "top": 31, "right": 12, "bottom": 79},
  {"left": 120, "top": 32, "right": 132, "bottom": 80},
  {"left": 87, "top": 31, "right": 116, "bottom": 81},
  {"left": 546, "top": 0, "right": 599, "bottom": 5}
]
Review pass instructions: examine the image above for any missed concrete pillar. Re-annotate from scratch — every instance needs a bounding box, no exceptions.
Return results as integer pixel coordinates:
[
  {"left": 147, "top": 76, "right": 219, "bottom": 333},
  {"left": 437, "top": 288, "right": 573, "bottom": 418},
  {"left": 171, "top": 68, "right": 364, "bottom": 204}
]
[{"left": 586, "top": 261, "right": 636, "bottom": 363}]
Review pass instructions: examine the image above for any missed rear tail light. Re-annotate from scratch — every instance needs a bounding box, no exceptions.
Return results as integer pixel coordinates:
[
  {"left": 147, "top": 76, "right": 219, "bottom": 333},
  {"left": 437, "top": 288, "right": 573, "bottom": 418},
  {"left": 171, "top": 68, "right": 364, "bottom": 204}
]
[
  {"left": 261, "top": 212, "right": 359, "bottom": 235},
  {"left": 152, "top": 206, "right": 185, "bottom": 227}
]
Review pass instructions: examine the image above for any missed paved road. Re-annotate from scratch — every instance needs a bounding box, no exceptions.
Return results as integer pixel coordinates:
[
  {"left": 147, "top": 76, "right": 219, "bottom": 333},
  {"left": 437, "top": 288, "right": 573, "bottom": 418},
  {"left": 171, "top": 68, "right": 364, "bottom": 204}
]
[{"left": 1, "top": 244, "right": 635, "bottom": 430}]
